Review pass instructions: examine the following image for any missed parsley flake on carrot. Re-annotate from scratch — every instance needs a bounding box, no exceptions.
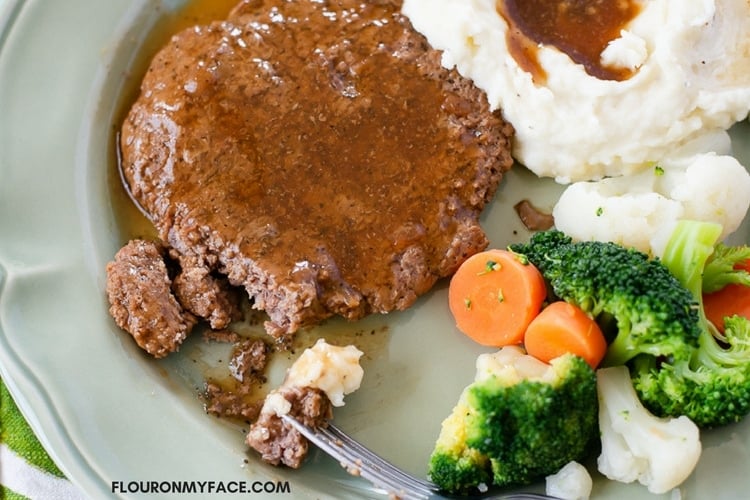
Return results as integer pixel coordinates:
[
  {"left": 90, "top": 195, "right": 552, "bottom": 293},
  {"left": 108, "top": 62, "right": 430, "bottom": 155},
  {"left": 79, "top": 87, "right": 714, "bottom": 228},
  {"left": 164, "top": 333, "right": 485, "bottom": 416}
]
[{"left": 448, "top": 249, "right": 546, "bottom": 347}]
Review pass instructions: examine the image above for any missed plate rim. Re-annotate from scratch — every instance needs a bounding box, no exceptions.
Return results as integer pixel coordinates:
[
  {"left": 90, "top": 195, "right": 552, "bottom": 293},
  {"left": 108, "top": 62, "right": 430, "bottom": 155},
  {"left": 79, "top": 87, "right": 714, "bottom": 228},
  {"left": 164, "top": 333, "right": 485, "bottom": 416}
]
[{"left": 1, "top": 2, "right": 750, "bottom": 500}]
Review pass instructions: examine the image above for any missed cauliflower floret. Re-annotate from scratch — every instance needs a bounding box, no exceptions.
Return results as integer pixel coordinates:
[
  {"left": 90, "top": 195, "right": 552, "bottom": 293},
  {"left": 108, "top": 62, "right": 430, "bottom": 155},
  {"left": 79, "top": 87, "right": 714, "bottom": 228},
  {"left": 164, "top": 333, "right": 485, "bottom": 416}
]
[
  {"left": 554, "top": 180, "right": 682, "bottom": 256},
  {"left": 596, "top": 366, "right": 702, "bottom": 495},
  {"left": 474, "top": 345, "right": 551, "bottom": 383},
  {"left": 553, "top": 146, "right": 750, "bottom": 257},
  {"left": 545, "top": 461, "right": 592, "bottom": 500}
]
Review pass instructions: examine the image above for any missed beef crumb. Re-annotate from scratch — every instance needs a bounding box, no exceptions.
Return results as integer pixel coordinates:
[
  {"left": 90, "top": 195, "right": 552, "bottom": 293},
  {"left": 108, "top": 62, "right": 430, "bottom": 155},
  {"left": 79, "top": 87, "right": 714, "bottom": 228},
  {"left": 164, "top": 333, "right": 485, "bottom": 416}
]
[
  {"left": 203, "top": 338, "right": 270, "bottom": 420},
  {"left": 202, "top": 329, "right": 241, "bottom": 344},
  {"left": 246, "top": 387, "right": 333, "bottom": 468},
  {"left": 230, "top": 339, "right": 269, "bottom": 382},
  {"left": 204, "top": 381, "right": 263, "bottom": 422}
]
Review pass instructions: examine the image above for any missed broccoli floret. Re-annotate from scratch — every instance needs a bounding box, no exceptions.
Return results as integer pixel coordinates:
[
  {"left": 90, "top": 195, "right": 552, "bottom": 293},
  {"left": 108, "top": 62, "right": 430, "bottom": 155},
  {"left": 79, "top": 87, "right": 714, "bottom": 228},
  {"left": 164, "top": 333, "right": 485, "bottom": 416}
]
[
  {"left": 511, "top": 226, "right": 750, "bottom": 428},
  {"left": 428, "top": 347, "right": 598, "bottom": 494},
  {"left": 702, "top": 242, "right": 750, "bottom": 293},
  {"left": 509, "top": 230, "right": 701, "bottom": 367},
  {"left": 428, "top": 394, "right": 492, "bottom": 493},
  {"left": 632, "top": 220, "right": 750, "bottom": 427}
]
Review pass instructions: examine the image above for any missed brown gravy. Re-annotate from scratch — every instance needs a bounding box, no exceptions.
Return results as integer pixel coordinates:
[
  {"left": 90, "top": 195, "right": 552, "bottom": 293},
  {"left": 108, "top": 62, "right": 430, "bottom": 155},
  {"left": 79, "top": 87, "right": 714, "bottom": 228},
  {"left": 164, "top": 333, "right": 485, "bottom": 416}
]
[
  {"left": 497, "top": 0, "right": 642, "bottom": 83},
  {"left": 110, "top": 0, "right": 238, "bottom": 242},
  {"left": 118, "top": 0, "right": 513, "bottom": 335}
]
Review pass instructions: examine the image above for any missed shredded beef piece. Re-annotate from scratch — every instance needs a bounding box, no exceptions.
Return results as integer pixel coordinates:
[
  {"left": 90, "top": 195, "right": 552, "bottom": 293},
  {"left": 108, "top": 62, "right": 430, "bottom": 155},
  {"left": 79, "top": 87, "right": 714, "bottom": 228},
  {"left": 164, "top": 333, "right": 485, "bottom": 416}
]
[
  {"left": 105, "top": 239, "right": 196, "bottom": 358},
  {"left": 246, "top": 387, "right": 333, "bottom": 468},
  {"left": 171, "top": 254, "right": 243, "bottom": 329}
]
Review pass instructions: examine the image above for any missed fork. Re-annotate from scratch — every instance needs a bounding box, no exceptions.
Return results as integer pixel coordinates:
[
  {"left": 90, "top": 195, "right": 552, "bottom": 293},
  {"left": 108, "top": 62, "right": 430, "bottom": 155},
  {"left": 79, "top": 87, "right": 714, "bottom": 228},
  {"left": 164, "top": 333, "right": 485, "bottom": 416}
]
[{"left": 281, "top": 415, "right": 559, "bottom": 500}]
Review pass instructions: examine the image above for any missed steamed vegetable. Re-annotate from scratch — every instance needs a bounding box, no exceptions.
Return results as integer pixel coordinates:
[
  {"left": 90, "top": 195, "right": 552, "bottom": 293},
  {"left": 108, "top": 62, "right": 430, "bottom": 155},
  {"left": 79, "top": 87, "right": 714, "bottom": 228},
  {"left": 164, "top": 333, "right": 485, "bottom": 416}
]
[
  {"left": 448, "top": 249, "right": 546, "bottom": 347},
  {"left": 524, "top": 301, "right": 608, "bottom": 369},
  {"left": 432, "top": 223, "right": 750, "bottom": 497},
  {"left": 704, "top": 284, "right": 750, "bottom": 332},
  {"left": 545, "top": 461, "right": 592, "bottom": 500},
  {"left": 631, "top": 220, "right": 750, "bottom": 427},
  {"left": 702, "top": 250, "right": 750, "bottom": 332},
  {"left": 701, "top": 243, "right": 750, "bottom": 293},
  {"left": 428, "top": 347, "right": 598, "bottom": 493},
  {"left": 511, "top": 225, "right": 750, "bottom": 428},
  {"left": 553, "top": 149, "right": 750, "bottom": 257},
  {"left": 509, "top": 230, "right": 700, "bottom": 368},
  {"left": 596, "top": 366, "right": 701, "bottom": 494}
]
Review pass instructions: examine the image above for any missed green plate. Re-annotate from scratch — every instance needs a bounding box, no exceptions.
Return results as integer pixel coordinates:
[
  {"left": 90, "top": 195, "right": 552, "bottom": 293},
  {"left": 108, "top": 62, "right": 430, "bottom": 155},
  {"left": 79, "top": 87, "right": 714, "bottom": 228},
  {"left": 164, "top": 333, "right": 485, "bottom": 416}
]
[{"left": 1, "top": 1, "right": 749, "bottom": 498}]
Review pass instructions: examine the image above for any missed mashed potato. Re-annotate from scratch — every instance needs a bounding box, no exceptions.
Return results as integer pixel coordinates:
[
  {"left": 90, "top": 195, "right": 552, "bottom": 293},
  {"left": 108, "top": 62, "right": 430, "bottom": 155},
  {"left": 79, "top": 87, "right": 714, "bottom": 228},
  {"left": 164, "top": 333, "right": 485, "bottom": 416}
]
[
  {"left": 263, "top": 339, "right": 363, "bottom": 416},
  {"left": 283, "top": 339, "right": 364, "bottom": 406},
  {"left": 262, "top": 339, "right": 363, "bottom": 416},
  {"left": 402, "top": 0, "right": 750, "bottom": 183}
]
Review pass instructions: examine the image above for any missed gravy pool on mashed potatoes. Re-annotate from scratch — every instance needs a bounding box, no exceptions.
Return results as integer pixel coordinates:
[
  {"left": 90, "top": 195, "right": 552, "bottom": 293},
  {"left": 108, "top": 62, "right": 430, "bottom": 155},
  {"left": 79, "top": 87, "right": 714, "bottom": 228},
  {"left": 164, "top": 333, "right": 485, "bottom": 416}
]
[{"left": 402, "top": 0, "right": 750, "bottom": 183}]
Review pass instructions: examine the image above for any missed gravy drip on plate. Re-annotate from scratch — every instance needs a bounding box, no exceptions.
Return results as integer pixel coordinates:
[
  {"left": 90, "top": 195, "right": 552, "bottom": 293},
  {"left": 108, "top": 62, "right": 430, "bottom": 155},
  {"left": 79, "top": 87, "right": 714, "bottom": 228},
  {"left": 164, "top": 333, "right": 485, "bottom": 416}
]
[{"left": 498, "top": 0, "right": 642, "bottom": 83}]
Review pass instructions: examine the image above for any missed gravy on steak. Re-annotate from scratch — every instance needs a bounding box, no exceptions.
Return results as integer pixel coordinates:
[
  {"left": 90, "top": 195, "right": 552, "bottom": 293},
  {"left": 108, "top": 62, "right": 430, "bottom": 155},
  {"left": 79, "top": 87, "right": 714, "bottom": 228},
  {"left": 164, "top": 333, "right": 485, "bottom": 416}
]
[{"left": 116, "top": 0, "right": 514, "bottom": 344}]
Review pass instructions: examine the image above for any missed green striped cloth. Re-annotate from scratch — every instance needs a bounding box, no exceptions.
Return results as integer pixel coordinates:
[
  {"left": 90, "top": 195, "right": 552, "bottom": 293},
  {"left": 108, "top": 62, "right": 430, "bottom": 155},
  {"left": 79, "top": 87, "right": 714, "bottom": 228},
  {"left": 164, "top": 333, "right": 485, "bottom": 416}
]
[{"left": 0, "top": 379, "right": 86, "bottom": 499}]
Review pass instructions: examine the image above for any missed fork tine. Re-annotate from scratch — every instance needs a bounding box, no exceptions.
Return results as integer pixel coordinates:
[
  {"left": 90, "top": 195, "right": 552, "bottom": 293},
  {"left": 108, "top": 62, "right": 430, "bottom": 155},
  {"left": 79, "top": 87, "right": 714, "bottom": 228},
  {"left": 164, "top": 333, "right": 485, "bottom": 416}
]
[
  {"left": 315, "top": 425, "right": 433, "bottom": 499},
  {"left": 281, "top": 415, "right": 437, "bottom": 499},
  {"left": 319, "top": 424, "right": 439, "bottom": 497},
  {"left": 280, "top": 415, "right": 563, "bottom": 500},
  {"left": 324, "top": 423, "right": 440, "bottom": 492}
]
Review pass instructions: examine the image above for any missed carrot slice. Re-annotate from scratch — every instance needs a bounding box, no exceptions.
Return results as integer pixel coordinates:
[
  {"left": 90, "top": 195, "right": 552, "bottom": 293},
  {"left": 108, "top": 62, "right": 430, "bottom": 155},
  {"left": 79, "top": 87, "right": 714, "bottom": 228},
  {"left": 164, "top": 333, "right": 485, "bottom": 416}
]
[
  {"left": 448, "top": 249, "right": 547, "bottom": 347},
  {"left": 704, "top": 284, "right": 750, "bottom": 332},
  {"left": 703, "top": 258, "right": 750, "bottom": 332},
  {"left": 524, "top": 301, "right": 607, "bottom": 369}
]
